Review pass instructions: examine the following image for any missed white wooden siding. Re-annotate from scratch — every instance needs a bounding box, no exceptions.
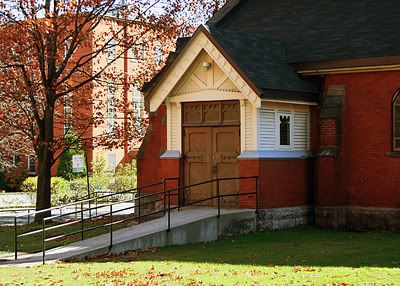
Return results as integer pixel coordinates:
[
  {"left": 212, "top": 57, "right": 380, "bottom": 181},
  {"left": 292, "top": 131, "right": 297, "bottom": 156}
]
[
  {"left": 293, "top": 111, "right": 309, "bottom": 150},
  {"left": 258, "top": 106, "right": 310, "bottom": 151},
  {"left": 245, "top": 101, "right": 255, "bottom": 150},
  {"left": 259, "top": 109, "right": 275, "bottom": 150},
  {"left": 170, "top": 104, "right": 179, "bottom": 150}
]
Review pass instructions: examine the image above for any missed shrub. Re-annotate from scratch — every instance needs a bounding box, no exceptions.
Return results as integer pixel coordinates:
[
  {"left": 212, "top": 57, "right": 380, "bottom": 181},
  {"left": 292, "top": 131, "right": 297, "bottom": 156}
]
[
  {"left": 56, "top": 132, "right": 86, "bottom": 180},
  {"left": 20, "top": 176, "right": 75, "bottom": 206},
  {"left": 20, "top": 176, "right": 37, "bottom": 193},
  {"left": 0, "top": 171, "right": 9, "bottom": 191}
]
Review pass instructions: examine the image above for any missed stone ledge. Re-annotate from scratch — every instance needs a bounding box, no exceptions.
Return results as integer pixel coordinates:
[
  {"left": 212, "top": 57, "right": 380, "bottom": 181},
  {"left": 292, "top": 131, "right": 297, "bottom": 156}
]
[
  {"left": 257, "top": 205, "right": 314, "bottom": 231},
  {"left": 316, "top": 206, "right": 400, "bottom": 231}
]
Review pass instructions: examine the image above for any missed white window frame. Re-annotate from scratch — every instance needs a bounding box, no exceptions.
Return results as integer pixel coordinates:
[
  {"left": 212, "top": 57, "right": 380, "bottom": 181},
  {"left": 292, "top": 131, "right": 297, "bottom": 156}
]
[
  {"left": 155, "top": 44, "right": 162, "bottom": 65},
  {"left": 275, "top": 111, "right": 293, "bottom": 150},
  {"left": 64, "top": 94, "right": 72, "bottom": 134},
  {"left": 107, "top": 84, "right": 116, "bottom": 133},
  {"left": 107, "top": 38, "right": 116, "bottom": 61},
  {"left": 131, "top": 43, "right": 144, "bottom": 62},
  {"left": 28, "top": 155, "right": 35, "bottom": 173},
  {"left": 107, "top": 153, "right": 116, "bottom": 173},
  {"left": 132, "top": 86, "right": 142, "bottom": 122},
  {"left": 12, "top": 155, "right": 20, "bottom": 166}
]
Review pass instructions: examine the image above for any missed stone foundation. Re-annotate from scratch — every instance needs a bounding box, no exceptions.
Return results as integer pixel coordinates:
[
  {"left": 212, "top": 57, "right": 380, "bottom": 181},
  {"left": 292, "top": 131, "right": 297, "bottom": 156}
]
[
  {"left": 316, "top": 206, "right": 400, "bottom": 231},
  {"left": 257, "top": 205, "right": 314, "bottom": 231}
]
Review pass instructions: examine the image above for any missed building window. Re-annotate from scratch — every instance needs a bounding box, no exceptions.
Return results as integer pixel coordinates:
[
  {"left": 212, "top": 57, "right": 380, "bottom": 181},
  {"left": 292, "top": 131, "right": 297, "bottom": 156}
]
[
  {"left": 155, "top": 45, "right": 162, "bottom": 65},
  {"left": 107, "top": 84, "right": 116, "bottom": 133},
  {"left": 132, "top": 86, "right": 142, "bottom": 123},
  {"left": 64, "top": 94, "right": 72, "bottom": 134},
  {"left": 12, "top": 155, "right": 20, "bottom": 166},
  {"left": 28, "top": 155, "right": 35, "bottom": 173},
  {"left": 107, "top": 38, "right": 116, "bottom": 61},
  {"left": 259, "top": 108, "right": 309, "bottom": 151},
  {"left": 131, "top": 43, "right": 144, "bottom": 62},
  {"left": 107, "top": 153, "right": 116, "bottom": 173},
  {"left": 393, "top": 91, "right": 400, "bottom": 151},
  {"left": 278, "top": 113, "right": 292, "bottom": 147}
]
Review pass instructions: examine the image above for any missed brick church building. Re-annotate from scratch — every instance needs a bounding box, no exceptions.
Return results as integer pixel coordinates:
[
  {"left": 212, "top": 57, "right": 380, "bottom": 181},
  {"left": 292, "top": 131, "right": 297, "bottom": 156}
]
[{"left": 138, "top": 0, "right": 400, "bottom": 230}]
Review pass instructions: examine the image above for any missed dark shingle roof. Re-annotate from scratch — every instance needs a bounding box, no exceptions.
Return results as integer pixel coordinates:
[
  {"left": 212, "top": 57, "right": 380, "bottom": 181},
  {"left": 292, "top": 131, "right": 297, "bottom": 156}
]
[
  {"left": 210, "top": 28, "right": 317, "bottom": 94},
  {"left": 212, "top": 0, "right": 400, "bottom": 63}
]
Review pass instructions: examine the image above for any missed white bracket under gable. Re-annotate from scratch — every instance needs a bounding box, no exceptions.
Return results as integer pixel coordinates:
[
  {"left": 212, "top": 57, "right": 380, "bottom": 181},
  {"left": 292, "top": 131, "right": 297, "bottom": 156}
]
[{"left": 149, "top": 26, "right": 261, "bottom": 112}]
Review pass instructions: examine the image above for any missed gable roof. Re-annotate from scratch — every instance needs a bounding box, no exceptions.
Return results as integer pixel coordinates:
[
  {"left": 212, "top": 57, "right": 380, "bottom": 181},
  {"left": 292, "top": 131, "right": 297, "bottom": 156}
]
[
  {"left": 210, "top": 28, "right": 316, "bottom": 94},
  {"left": 144, "top": 26, "right": 317, "bottom": 108},
  {"left": 210, "top": 0, "right": 400, "bottom": 64}
]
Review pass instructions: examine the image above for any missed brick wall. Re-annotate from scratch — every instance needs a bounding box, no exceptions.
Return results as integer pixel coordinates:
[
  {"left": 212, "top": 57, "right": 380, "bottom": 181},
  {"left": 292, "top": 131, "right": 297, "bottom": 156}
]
[
  {"left": 239, "top": 159, "right": 314, "bottom": 209},
  {"left": 318, "top": 71, "right": 400, "bottom": 208}
]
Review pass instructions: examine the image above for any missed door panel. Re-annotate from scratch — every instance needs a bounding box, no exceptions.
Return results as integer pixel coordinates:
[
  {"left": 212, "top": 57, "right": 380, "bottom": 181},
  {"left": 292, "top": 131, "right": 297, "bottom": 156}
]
[
  {"left": 184, "top": 126, "right": 240, "bottom": 207},
  {"left": 184, "top": 127, "right": 213, "bottom": 205},
  {"left": 213, "top": 127, "right": 240, "bottom": 207}
]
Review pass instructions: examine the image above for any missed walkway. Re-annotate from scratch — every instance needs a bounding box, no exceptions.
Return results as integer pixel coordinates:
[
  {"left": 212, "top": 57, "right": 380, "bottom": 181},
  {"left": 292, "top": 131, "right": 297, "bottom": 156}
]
[{"left": 0, "top": 207, "right": 256, "bottom": 267}]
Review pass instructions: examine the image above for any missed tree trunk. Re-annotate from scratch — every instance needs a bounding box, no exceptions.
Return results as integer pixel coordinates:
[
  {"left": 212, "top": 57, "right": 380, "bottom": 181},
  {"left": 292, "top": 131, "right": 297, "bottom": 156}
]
[
  {"left": 34, "top": 106, "right": 55, "bottom": 223},
  {"left": 34, "top": 147, "right": 53, "bottom": 223}
]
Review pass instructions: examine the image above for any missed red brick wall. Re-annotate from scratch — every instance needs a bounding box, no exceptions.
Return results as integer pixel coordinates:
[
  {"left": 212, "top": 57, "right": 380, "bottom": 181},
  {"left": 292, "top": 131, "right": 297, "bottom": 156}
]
[
  {"left": 137, "top": 104, "right": 182, "bottom": 206},
  {"left": 239, "top": 159, "right": 314, "bottom": 209},
  {"left": 137, "top": 104, "right": 167, "bottom": 187},
  {"left": 318, "top": 71, "right": 400, "bottom": 208},
  {"left": 320, "top": 119, "right": 337, "bottom": 147}
]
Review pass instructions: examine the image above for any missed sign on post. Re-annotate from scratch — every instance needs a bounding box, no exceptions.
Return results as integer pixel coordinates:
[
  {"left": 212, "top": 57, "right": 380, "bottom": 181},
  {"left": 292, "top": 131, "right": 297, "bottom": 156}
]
[{"left": 72, "top": 155, "right": 84, "bottom": 173}]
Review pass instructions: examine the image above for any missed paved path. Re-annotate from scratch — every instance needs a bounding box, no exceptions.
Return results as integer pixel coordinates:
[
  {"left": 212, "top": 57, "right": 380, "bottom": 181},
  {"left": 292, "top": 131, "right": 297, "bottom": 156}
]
[
  {"left": 0, "top": 203, "right": 135, "bottom": 225},
  {"left": 0, "top": 207, "right": 254, "bottom": 267}
]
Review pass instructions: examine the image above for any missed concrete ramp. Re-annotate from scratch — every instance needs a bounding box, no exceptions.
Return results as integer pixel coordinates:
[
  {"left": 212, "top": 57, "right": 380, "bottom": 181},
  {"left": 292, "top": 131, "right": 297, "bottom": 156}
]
[{"left": 0, "top": 208, "right": 256, "bottom": 267}]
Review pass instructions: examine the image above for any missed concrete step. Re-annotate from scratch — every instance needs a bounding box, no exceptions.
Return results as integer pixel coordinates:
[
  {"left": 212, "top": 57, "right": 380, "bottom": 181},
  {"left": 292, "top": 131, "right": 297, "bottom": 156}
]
[{"left": 0, "top": 207, "right": 256, "bottom": 267}]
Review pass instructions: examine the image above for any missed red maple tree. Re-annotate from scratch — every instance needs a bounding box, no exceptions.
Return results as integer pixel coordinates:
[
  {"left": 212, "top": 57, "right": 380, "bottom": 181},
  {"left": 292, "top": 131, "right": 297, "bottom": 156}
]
[{"left": 0, "top": 0, "right": 224, "bottom": 221}]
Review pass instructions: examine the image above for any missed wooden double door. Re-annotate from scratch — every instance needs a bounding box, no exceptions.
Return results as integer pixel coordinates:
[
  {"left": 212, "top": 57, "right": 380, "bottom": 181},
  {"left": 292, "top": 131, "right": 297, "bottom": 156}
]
[{"left": 183, "top": 126, "right": 240, "bottom": 207}]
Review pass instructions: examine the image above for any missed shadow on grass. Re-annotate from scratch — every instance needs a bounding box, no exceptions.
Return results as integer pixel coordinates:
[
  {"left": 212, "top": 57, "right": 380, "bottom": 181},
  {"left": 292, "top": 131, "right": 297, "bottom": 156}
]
[{"left": 80, "top": 226, "right": 400, "bottom": 268}]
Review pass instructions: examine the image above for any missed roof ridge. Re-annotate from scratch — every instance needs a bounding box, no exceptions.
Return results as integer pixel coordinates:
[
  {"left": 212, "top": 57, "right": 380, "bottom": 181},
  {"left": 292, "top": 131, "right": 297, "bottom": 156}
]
[{"left": 206, "top": 0, "right": 243, "bottom": 28}]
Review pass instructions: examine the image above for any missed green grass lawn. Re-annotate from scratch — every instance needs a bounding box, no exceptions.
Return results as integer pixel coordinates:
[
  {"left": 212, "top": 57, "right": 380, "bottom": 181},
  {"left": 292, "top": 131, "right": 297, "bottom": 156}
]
[{"left": 1, "top": 227, "right": 400, "bottom": 285}]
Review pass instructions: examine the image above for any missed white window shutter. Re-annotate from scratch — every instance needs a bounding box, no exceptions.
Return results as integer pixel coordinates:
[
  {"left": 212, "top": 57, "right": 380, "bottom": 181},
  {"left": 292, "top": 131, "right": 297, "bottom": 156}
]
[
  {"left": 259, "top": 109, "right": 275, "bottom": 150},
  {"left": 293, "top": 111, "right": 309, "bottom": 150}
]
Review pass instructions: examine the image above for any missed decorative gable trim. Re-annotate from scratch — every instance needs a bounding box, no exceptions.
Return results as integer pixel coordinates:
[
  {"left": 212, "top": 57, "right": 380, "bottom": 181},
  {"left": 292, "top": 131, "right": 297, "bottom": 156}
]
[{"left": 148, "top": 26, "right": 261, "bottom": 112}]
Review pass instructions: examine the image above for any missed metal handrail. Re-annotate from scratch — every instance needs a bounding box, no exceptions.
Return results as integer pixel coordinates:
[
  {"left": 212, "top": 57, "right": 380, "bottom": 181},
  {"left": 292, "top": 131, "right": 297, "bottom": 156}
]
[
  {"left": 13, "top": 179, "right": 177, "bottom": 219},
  {"left": 12, "top": 178, "right": 179, "bottom": 259},
  {"left": 13, "top": 176, "right": 258, "bottom": 265}
]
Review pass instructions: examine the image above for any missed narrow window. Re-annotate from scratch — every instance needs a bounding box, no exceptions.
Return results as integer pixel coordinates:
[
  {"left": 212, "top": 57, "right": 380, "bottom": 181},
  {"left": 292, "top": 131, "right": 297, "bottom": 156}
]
[
  {"left": 393, "top": 91, "right": 400, "bottom": 150},
  {"left": 107, "top": 38, "right": 116, "bottom": 61},
  {"left": 28, "top": 155, "right": 35, "bottom": 173},
  {"left": 138, "top": 43, "right": 144, "bottom": 60},
  {"left": 131, "top": 43, "right": 144, "bottom": 62},
  {"left": 107, "top": 84, "right": 116, "bottom": 133},
  {"left": 64, "top": 94, "right": 72, "bottom": 134},
  {"left": 155, "top": 45, "right": 162, "bottom": 65},
  {"left": 12, "top": 155, "right": 20, "bottom": 166},
  {"left": 279, "top": 114, "right": 291, "bottom": 146},
  {"left": 107, "top": 153, "right": 116, "bottom": 173},
  {"left": 132, "top": 86, "right": 142, "bottom": 124}
]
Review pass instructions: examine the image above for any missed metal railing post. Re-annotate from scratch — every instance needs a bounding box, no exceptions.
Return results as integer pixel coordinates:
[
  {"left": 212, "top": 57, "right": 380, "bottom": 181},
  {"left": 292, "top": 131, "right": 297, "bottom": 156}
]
[
  {"left": 42, "top": 220, "right": 45, "bottom": 265},
  {"left": 95, "top": 198, "right": 98, "bottom": 217},
  {"left": 89, "top": 200, "right": 92, "bottom": 219},
  {"left": 217, "top": 179, "right": 221, "bottom": 218},
  {"left": 27, "top": 210, "right": 30, "bottom": 224},
  {"left": 138, "top": 188, "right": 141, "bottom": 224},
  {"left": 163, "top": 180, "right": 166, "bottom": 214},
  {"left": 167, "top": 191, "right": 171, "bottom": 232},
  {"left": 80, "top": 202, "right": 84, "bottom": 240},
  {"left": 256, "top": 176, "right": 259, "bottom": 215},
  {"left": 14, "top": 216, "right": 17, "bottom": 260},
  {"left": 109, "top": 204, "right": 113, "bottom": 250},
  {"left": 177, "top": 179, "right": 181, "bottom": 211}
]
